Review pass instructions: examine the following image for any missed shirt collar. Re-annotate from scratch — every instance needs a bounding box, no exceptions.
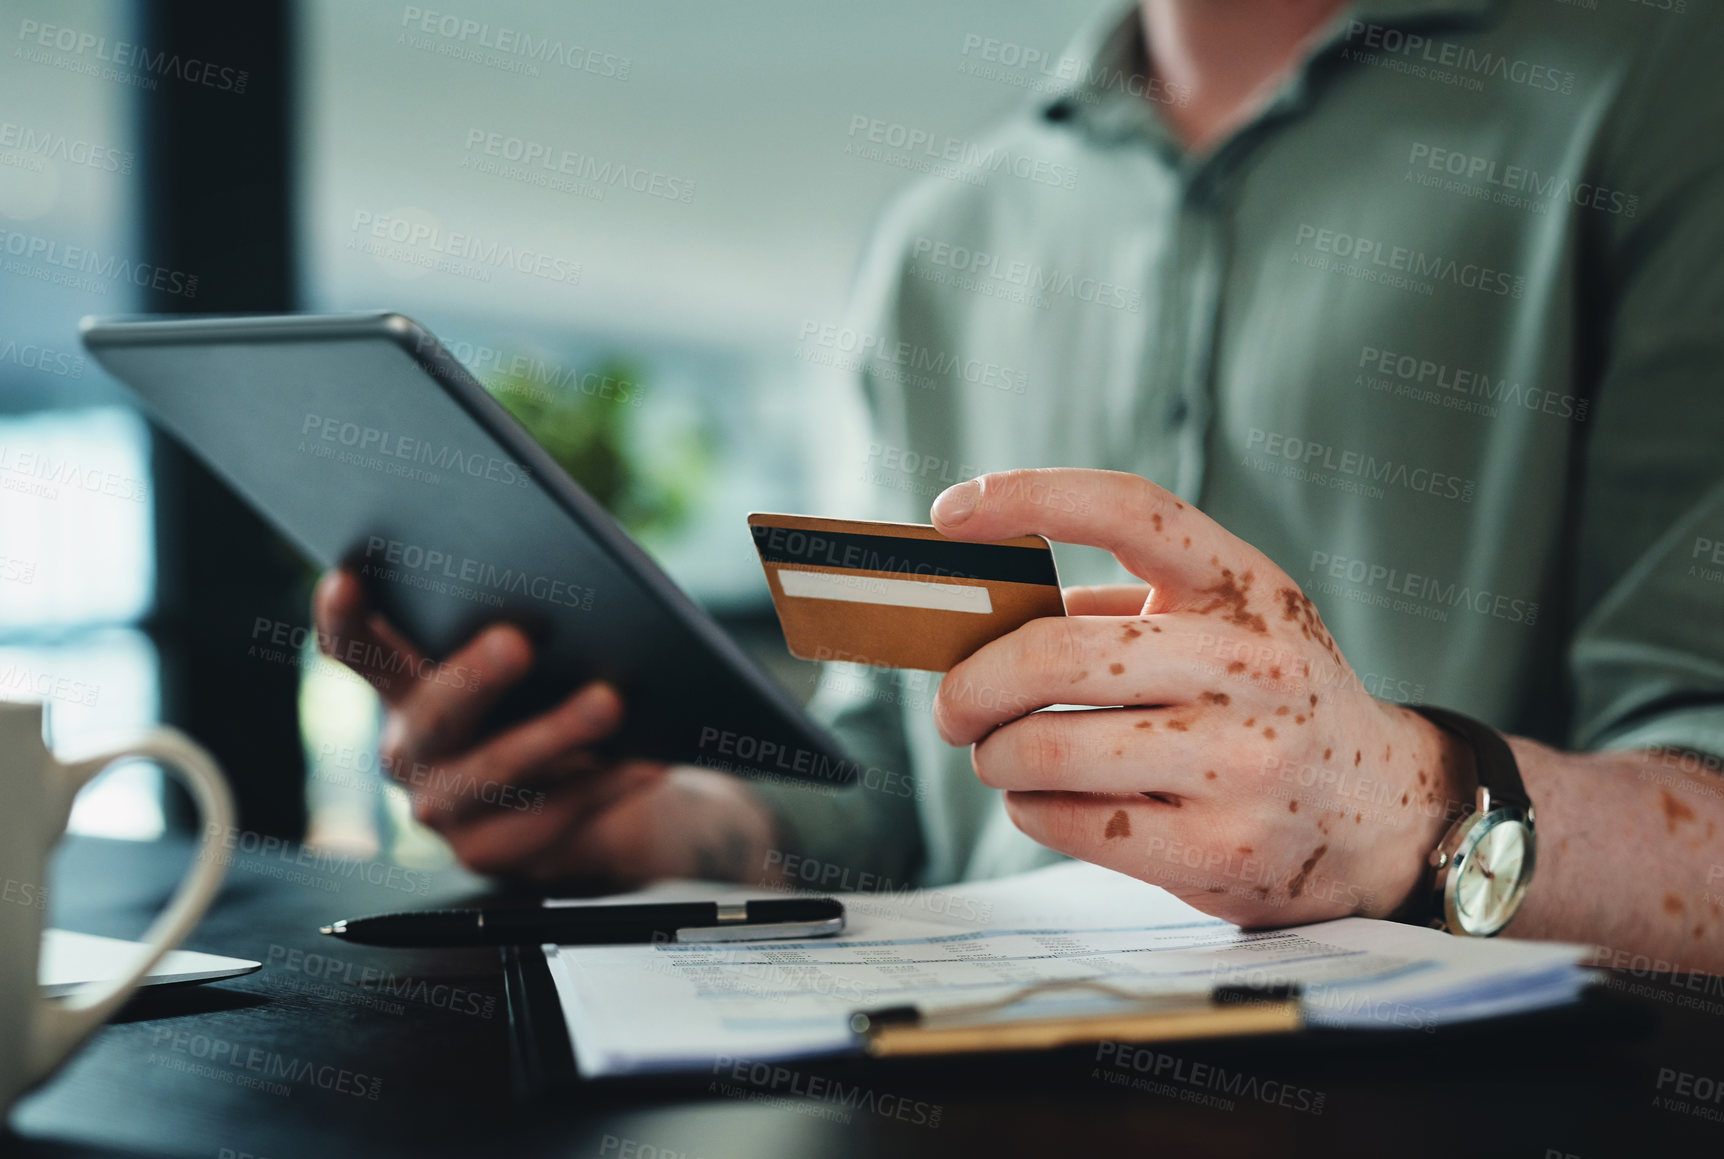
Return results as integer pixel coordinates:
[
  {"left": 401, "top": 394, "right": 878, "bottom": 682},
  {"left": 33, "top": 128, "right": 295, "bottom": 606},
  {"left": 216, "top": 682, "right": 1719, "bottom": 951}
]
[{"left": 1038, "top": 0, "right": 1502, "bottom": 142}]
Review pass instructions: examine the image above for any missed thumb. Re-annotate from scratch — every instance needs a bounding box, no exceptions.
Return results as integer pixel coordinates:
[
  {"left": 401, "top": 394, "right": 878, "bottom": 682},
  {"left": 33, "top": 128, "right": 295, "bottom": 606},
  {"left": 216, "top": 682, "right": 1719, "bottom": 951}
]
[{"left": 931, "top": 469, "right": 1256, "bottom": 600}]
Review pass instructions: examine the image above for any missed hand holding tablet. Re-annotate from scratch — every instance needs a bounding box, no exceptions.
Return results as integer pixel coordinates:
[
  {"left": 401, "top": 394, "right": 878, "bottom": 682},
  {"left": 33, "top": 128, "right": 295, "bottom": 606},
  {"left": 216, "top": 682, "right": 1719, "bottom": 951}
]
[{"left": 80, "top": 312, "right": 850, "bottom": 783}]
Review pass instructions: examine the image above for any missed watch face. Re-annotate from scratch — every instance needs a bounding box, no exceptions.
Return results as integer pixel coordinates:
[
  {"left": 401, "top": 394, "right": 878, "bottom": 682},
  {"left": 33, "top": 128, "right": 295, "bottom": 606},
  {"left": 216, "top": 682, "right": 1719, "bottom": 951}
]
[{"left": 1449, "top": 811, "right": 1534, "bottom": 936}]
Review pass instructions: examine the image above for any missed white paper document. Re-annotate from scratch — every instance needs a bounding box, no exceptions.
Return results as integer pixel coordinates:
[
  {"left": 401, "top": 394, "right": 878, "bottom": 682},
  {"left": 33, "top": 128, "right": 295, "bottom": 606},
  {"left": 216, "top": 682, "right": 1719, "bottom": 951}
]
[{"left": 544, "top": 862, "right": 1595, "bottom": 1077}]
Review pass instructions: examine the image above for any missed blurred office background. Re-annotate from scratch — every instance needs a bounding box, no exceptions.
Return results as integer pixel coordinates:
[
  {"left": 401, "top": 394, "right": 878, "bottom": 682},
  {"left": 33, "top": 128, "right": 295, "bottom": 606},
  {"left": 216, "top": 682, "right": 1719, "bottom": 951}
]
[{"left": 0, "top": 0, "right": 1104, "bottom": 863}]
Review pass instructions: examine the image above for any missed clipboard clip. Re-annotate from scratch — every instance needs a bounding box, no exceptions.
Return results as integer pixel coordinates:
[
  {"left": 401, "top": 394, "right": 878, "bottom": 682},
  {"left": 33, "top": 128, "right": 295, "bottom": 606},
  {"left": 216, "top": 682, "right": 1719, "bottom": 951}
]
[{"left": 849, "top": 978, "right": 1303, "bottom": 1058}]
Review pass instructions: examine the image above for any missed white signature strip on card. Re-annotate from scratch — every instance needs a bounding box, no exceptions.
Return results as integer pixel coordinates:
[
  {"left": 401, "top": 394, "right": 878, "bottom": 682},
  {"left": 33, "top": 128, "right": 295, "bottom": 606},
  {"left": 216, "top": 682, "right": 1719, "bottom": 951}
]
[{"left": 776, "top": 567, "right": 994, "bottom": 614}]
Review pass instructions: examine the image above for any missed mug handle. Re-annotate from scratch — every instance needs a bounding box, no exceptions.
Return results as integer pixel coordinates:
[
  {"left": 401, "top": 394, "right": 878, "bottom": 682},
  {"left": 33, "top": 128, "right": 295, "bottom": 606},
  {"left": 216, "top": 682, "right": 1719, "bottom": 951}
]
[{"left": 28, "top": 728, "right": 236, "bottom": 1082}]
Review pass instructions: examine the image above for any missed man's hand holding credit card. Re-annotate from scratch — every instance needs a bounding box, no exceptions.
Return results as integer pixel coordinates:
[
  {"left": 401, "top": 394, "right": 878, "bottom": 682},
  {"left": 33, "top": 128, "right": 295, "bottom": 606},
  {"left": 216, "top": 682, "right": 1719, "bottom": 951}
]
[{"left": 748, "top": 513, "right": 1066, "bottom": 671}]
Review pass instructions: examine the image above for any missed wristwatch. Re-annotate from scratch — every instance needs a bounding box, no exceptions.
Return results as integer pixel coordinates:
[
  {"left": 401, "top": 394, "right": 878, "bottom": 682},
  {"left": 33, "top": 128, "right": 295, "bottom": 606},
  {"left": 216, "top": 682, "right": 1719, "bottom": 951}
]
[{"left": 1402, "top": 706, "right": 1537, "bottom": 936}]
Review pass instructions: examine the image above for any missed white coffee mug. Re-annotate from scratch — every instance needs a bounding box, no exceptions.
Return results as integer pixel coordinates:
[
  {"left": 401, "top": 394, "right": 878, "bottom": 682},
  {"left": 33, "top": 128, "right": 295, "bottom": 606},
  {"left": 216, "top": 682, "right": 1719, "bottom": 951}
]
[{"left": 1, "top": 699, "right": 235, "bottom": 1114}]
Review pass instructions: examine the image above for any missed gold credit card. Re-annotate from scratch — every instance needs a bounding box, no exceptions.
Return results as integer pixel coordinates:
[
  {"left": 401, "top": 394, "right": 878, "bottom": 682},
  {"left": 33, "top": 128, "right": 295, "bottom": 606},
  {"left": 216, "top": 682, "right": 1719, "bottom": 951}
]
[{"left": 747, "top": 513, "right": 1065, "bottom": 672}]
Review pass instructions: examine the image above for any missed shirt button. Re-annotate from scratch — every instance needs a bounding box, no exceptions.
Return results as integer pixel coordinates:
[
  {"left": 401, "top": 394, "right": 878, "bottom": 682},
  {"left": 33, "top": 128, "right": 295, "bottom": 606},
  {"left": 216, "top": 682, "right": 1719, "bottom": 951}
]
[{"left": 1168, "top": 399, "right": 1189, "bottom": 426}]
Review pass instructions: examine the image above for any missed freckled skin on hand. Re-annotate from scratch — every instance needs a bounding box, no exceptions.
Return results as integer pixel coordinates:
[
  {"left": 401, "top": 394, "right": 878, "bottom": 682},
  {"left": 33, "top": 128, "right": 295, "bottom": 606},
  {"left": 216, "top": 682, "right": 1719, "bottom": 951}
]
[
  {"left": 1276, "top": 586, "right": 1343, "bottom": 666},
  {"left": 1194, "top": 566, "right": 1269, "bottom": 634},
  {"left": 1662, "top": 789, "right": 1697, "bottom": 835},
  {"left": 1664, "top": 893, "right": 1685, "bottom": 915},
  {"left": 1027, "top": 538, "right": 1421, "bottom": 914},
  {"left": 1287, "top": 844, "right": 1328, "bottom": 899}
]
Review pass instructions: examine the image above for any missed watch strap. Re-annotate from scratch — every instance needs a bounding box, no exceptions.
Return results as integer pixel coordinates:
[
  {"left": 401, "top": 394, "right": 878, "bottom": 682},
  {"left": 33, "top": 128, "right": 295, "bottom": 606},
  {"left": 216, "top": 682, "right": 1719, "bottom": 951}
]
[
  {"left": 1407, "top": 705, "right": 1531, "bottom": 812},
  {"left": 1392, "top": 705, "right": 1532, "bottom": 931}
]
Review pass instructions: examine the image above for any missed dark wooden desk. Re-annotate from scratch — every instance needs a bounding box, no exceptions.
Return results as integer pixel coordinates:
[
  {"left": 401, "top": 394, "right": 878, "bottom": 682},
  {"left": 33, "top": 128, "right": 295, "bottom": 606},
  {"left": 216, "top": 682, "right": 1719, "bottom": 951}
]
[{"left": 8, "top": 835, "right": 1720, "bottom": 1158}]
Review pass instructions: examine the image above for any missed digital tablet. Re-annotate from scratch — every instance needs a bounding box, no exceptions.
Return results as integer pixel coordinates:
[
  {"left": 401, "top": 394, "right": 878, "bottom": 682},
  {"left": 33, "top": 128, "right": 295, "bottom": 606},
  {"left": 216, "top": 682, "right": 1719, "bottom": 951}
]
[{"left": 80, "top": 311, "right": 854, "bottom": 786}]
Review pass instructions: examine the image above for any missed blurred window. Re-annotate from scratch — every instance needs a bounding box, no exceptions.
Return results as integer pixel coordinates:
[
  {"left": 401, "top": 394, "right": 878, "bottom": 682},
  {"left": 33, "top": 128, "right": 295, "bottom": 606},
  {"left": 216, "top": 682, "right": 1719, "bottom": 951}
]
[{"left": 0, "top": 0, "right": 161, "bottom": 837}]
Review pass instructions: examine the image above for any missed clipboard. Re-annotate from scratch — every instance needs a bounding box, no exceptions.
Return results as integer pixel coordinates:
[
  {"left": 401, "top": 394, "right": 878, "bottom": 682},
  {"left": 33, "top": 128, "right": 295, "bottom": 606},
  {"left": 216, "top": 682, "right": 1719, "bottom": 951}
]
[
  {"left": 500, "top": 948, "right": 1301, "bottom": 1096},
  {"left": 502, "top": 946, "right": 579, "bottom": 1097},
  {"left": 500, "top": 945, "right": 1641, "bottom": 1100}
]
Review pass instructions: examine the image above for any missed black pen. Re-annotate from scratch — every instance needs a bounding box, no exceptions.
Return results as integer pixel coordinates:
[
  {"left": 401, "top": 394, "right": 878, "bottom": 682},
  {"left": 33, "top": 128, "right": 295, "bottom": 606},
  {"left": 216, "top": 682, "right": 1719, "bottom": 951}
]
[{"left": 318, "top": 898, "right": 845, "bottom": 947}]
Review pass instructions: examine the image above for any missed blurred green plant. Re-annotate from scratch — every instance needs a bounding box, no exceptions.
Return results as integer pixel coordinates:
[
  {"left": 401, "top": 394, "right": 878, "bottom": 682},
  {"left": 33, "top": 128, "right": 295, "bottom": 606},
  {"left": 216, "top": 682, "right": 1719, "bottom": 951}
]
[{"left": 484, "top": 355, "right": 711, "bottom": 543}]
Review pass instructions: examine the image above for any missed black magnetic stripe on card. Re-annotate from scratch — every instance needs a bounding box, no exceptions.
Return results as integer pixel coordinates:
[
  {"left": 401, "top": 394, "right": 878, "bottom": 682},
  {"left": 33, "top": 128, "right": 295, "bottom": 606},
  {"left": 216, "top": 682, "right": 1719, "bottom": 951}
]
[{"left": 751, "top": 526, "right": 1058, "bottom": 586}]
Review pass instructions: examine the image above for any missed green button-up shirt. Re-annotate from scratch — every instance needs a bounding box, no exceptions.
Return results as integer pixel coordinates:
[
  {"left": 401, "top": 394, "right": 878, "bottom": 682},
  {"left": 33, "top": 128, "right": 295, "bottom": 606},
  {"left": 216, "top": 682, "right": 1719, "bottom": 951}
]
[{"left": 754, "top": 0, "right": 1724, "bottom": 889}]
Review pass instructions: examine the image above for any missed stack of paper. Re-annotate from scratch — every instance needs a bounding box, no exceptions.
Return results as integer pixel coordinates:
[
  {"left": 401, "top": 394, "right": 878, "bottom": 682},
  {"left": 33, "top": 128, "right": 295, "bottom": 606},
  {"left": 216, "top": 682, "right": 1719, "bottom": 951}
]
[{"left": 544, "top": 862, "right": 1595, "bottom": 1077}]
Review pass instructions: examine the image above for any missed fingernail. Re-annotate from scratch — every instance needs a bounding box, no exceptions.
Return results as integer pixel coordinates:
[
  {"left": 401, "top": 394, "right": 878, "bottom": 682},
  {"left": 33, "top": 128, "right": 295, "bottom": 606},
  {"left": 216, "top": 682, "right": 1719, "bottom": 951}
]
[
  {"left": 932, "top": 480, "right": 979, "bottom": 527},
  {"left": 576, "top": 684, "right": 618, "bottom": 729},
  {"left": 487, "top": 629, "right": 521, "bottom": 669}
]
